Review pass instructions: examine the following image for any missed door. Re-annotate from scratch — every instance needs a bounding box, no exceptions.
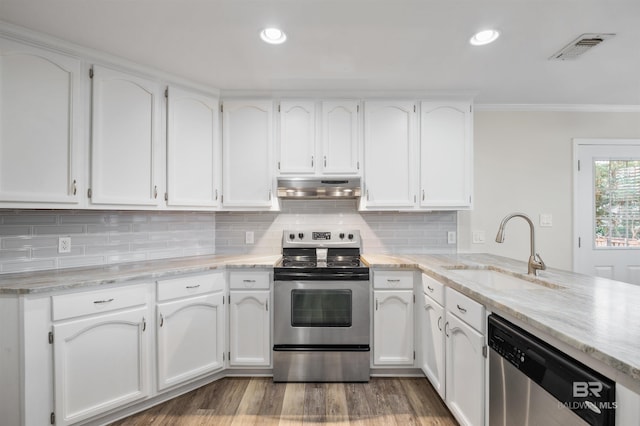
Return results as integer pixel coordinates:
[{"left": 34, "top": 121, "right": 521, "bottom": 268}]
[
  {"left": 421, "top": 293, "right": 445, "bottom": 399},
  {"left": 575, "top": 139, "right": 640, "bottom": 284},
  {"left": 53, "top": 307, "right": 150, "bottom": 426},
  {"left": 229, "top": 291, "right": 270, "bottom": 366},
  {"left": 322, "top": 100, "right": 360, "bottom": 175},
  {"left": 363, "top": 101, "right": 417, "bottom": 208},
  {"left": 90, "top": 64, "right": 162, "bottom": 207},
  {"left": 420, "top": 101, "right": 472, "bottom": 208},
  {"left": 445, "top": 313, "right": 485, "bottom": 426},
  {"left": 166, "top": 85, "right": 220, "bottom": 208},
  {"left": 278, "top": 101, "right": 316, "bottom": 174},
  {"left": 373, "top": 290, "right": 414, "bottom": 365},
  {"left": 221, "top": 100, "right": 274, "bottom": 207},
  {"left": 157, "top": 293, "right": 224, "bottom": 389},
  {"left": 0, "top": 37, "right": 82, "bottom": 206}
]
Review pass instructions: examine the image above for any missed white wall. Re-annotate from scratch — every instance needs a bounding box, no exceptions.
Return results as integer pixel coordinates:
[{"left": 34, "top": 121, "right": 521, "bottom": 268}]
[{"left": 459, "top": 110, "right": 640, "bottom": 271}]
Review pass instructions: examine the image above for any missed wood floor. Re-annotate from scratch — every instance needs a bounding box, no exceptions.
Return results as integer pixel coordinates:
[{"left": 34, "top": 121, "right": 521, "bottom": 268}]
[{"left": 110, "top": 377, "right": 458, "bottom": 425}]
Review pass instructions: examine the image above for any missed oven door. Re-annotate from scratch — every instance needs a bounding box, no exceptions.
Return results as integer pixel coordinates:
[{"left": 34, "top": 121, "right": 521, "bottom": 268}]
[{"left": 274, "top": 280, "right": 370, "bottom": 346}]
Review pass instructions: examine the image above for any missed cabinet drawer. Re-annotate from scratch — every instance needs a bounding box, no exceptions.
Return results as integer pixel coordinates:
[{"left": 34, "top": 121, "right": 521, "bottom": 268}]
[
  {"left": 421, "top": 274, "right": 444, "bottom": 305},
  {"left": 52, "top": 284, "right": 149, "bottom": 321},
  {"left": 157, "top": 272, "right": 224, "bottom": 301},
  {"left": 446, "top": 287, "right": 485, "bottom": 333},
  {"left": 373, "top": 270, "right": 413, "bottom": 289},
  {"left": 229, "top": 271, "right": 270, "bottom": 289}
]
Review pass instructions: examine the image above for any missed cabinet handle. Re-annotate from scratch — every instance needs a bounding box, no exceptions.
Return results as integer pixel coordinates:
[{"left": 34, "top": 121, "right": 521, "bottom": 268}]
[
  {"left": 387, "top": 279, "right": 400, "bottom": 282},
  {"left": 366, "top": 190, "right": 370, "bottom": 201},
  {"left": 437, "top": 316, "right": 443, "bottom": 331},
  {"left": 186, "top": 284, "right": 200, "bottom": 289},
  {"left": 324, "top": 156, "right": 327, "bottom": 167},
  {"left": 160, "top": 314, "right": 164, "bottom": 327},
  {"left": 311, "top": 155, "right": 314, "bottom": 167},
  {"left": 445, "top": 321, "right": 450, "bottom": 337},
  {"left": 72, "top": 180, "right": 77, "bottom": 196},
  {"left": 215, "top": 189, "right": 218, "bottom": 200},
  {"left": 142, "top": 317, "right": 147, "bottom": 331},
  {"left": 422, "top": 189, "right": 425, "bottom": 201},
  {"left": 154, "top": 186, "right": 158, "bottom": 199},
  {"left": 427, "top": 285, "right": 434, "bottom": 293},
  {"left": 93, "top": 298, "right": 114, "bottom": 304},
  {"left": 457, "top": 304, "right": 467, "bottom": 314},
  {"left": 375, "top": 299, "right": 379, "bottom": 310},
  {"left": 266, "top": 300, "right": 269, "bottom": 311},
  {"left": 268, "top": 190, "right": 272, "bottom": 201}
]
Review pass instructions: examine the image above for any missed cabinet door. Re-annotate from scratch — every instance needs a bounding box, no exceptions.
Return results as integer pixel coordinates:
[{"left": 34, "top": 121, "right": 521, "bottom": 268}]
[
  {"left": 421, "top": 293, "right": 445, "bottom": 399},
  {"left": 53, "top": 306, "right": 151, "bottom": 426},
  {"left": 0, "top": 38, "right": 82, "bottom": 206},
  {"left": 157, "top": 292, "right": 224, "bottom": 390},
  {"left": 278, "top": 101, "right": 316, "bottom": 174},
  {"left": 373, "top": 290, "right": 414, "bottom": 365},
  {"left": 321, "top": 100, "right": 360, "bottom": 175},
  {"left": 420, "top": 101, "right": 472, "bottom": 208},
  {"left": 166, "top": 86, "right": 220, "bottom": 208},
  {"left": 90, "top": 65, "right": 162, "bottom": 207},
  {"left": 222, "top": 100, "right": 274, "bottom": 207},
  {"left": 229, "top": 291, "right": 271, "bottom": 367},
  {"left": 363, "top": 101, "right": 417, "bottom": 208},
  {"left": 445, "top": 312, "right": 485, "bottom": 426}
]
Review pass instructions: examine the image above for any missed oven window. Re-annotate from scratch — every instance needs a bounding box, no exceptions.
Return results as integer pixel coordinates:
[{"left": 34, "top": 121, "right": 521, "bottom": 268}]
[{"left": 291, "top": 289, "right": 352, "bottom": 327}]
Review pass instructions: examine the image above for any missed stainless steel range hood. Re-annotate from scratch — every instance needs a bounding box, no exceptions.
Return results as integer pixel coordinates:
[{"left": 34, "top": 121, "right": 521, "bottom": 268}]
[{"left": 277, "top": 177, "right": 361, "bottom": 199}]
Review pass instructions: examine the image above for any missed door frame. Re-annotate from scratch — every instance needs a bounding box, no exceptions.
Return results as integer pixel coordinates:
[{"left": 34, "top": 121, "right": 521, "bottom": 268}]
[{"left": 572, "top": 138, "right": 640, "bottom": 273}]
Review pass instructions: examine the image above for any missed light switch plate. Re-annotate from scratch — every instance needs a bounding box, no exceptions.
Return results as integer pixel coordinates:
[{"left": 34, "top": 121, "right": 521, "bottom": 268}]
[
  {"left": 540, "top": 213, "right": 553, "bottom": 227},
  {"left": 472, "top": 231, "right": 485, "bottom": 244},
  {"left": 447, "top": 231, "right": 457, "bottom": 244},
  {"left": 245, "top": 231, "right": 254, "bottom": 244}
]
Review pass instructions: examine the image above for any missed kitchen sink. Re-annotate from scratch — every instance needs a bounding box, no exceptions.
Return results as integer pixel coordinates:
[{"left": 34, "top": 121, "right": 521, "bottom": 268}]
[{"left": 445, "top": 267, "right": 564, "bottom": 290}]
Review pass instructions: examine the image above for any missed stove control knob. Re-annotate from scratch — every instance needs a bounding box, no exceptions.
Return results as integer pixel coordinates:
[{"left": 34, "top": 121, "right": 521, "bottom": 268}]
[
  {"left": 339, "top": 233, "right": 345, "bottom": 239},
  {"left": 298, "top": 233, "right": 304, "bottom": 239},
  {"left": 348, "top": 233, "right": 354, "bottom": 240},
  {"left": 289, "top": 233, "right": 295, "bottom": 240}
]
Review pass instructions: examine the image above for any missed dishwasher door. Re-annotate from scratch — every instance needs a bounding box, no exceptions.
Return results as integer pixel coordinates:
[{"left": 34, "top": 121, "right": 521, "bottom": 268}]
[{"left": 488, "top": 314, "right": 615, "bottom": 426}]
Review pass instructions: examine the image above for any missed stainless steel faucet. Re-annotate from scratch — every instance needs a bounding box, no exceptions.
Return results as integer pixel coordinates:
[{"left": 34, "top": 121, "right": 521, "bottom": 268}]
[{"left": 495, "top": 212, "right": 546, "bottom": 276}]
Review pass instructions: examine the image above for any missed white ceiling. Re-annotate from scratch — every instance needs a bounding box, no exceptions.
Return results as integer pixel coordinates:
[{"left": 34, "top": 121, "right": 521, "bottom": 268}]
[{"left": 1, "top": 0, "right": 639, "bottom": 105}]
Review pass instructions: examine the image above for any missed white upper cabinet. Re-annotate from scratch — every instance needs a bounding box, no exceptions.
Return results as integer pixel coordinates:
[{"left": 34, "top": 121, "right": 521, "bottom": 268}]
[
  {"left": 420, "top": 101, "right": 473, "bottom": 209},
  {"left": 166, "top": 86, "right": 221, "bottom": 209},
  {"left": 321, "top": 100, "right": 360, "bottom": 175},
  {"left": 221, "top": 100, "right": 275, "bottom": 208},
  {"left": 363, "top": 101, "right": 417, "bottom": 208},
  {"left": 0, "top": 37, "right": 83, "bottom": 207},
  {"left": 278, "top": 101, "right": 316, "bottom": 174},
  {"left": 90, "top": 65, "right": 163, "bottom": 208}
]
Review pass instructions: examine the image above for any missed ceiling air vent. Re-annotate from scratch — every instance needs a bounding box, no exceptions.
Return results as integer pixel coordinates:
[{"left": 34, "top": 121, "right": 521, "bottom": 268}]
[{"left": 549, "top": 33, "right": 615, "bottom": 60}]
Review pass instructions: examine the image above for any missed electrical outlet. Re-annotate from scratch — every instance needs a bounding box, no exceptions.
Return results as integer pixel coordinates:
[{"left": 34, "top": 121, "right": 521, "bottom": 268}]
[
  {"left": 447, "top": 231, "right": 457, "bottom": 244},
  {"left": 58, "top": 237, "right": 71, "bottom": 253},
  {"left": 472, "top": 231, "right": 486, "bottom": 244},
  {"left": 245, "top": 231, "right": 254, "bottom": 244}
]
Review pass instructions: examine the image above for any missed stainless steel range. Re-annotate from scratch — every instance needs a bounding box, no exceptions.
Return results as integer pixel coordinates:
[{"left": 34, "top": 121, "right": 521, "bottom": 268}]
[{"left": 273, "top": 230, "right": 370, "bottom": 382}]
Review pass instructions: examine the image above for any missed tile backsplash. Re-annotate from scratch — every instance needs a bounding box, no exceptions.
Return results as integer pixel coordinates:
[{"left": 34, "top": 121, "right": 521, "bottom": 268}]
[
  {"left": 0, "top": 210, "right": 216, "bottom": 273},
  {"left": 0, "top": 202, "right": 456, "bottom": 273},
  {"left": 216, "top": 200, "right": 457, "bottom": 255}
]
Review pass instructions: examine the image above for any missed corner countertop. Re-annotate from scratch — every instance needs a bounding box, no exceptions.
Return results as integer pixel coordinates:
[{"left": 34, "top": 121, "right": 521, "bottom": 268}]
[
  {"left": 362, "top": 252, "right": 640, "bottom": 385},
  {"left": 0, "top": 254, "right": 281, "bottom": 295},
  {"left": 1, "top": 251, "right": 638, "bottom": 387}
]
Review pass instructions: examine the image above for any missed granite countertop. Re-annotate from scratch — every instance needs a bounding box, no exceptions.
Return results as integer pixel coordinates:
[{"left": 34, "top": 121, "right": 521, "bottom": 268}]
[
  {"left": 362, "top": 252, "right": 640, "bottom": 386},
  {"left": 2, "top": 251, "right": 639, "bottom": 387},
  {"left": 0, "top": 254, "right": 281, "bottom": 295}
]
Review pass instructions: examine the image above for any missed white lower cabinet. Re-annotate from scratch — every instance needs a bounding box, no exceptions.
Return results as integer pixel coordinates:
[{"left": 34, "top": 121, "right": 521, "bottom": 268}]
[
  {"left": 156, "top": 272, "right": 226, "bottom": 390},
  {"left": 420, "top": 274, "right": 486, "bottom": 426},
  {"left": 51, "top": 285, "right": 152, "bottom": 426},
  {"left": 372, "top": 270, "right": 415, "bottom": 366},
  {"left": 228, "top": 270, "right": 271, "bottom": 367}
]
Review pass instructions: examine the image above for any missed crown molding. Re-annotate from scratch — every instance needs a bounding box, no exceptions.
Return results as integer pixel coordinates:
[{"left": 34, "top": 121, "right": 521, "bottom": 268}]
[{"left": 475, "top": 104, "right": 640, "bottom": 113}]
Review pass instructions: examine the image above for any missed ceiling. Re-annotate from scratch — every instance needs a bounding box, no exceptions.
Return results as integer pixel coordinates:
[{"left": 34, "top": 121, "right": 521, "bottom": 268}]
[{"left": 1, "top": 0, "right": 639, "bottom": 105}]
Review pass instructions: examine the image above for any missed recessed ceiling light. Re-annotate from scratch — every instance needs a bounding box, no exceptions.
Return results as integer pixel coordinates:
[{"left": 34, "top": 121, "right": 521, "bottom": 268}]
[
  {"left": 260, "top": 27, "right": 287, "bottom": 45},
  {"left": 470, "top": 29, "right": 500, "bottom": 46}
]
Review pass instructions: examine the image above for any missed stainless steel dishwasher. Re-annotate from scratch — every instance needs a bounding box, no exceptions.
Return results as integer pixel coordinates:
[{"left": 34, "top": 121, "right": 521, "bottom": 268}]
[{"left": 488, "top": 314, "right": 616, "bottom": 426}]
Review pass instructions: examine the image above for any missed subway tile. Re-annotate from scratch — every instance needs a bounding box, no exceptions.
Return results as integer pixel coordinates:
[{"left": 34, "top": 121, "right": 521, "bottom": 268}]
[
  {"left": 59, "top": 213, "right": 107, "bottom": 224},
  {"left": 131, "top": 241, "right": 168, "bottom": 252},
  {"left": 2, "top": 259, "right": 57, "bottom": 273},
  {"left": 2, "top": 213, "right": 57, "bottom": 225},
  {"left": 32, "top": 246, "right": 84, "bottom": 258},
  {"left": 87, "top": 224, "right": 131, "bottom": 233},
  {"left": 109, "top": 233, "right": 150, "bottom": 244},
  {"left": 85, "top": 243, "right": 131, "bottom": 255},
  {"left": 0, "top": 248, "right": 29, "bottom": 260},
  {"left": 58, "top": 256, "right": 106, "bottom": 269},
  {"left": 33, "top": 225, "right": 85, "bottom": 235},
  {"left": 2, "top": 236, "right": 59, "bottom": 249},
  {"left": 107, "top": 253, "right": 148, "bottom": 264},
  {"left": 0, "top": 225, "right": 31, "bottom": 236},
  {"left": 67, "top": 235, "right": 110, "bottom": 246}
]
